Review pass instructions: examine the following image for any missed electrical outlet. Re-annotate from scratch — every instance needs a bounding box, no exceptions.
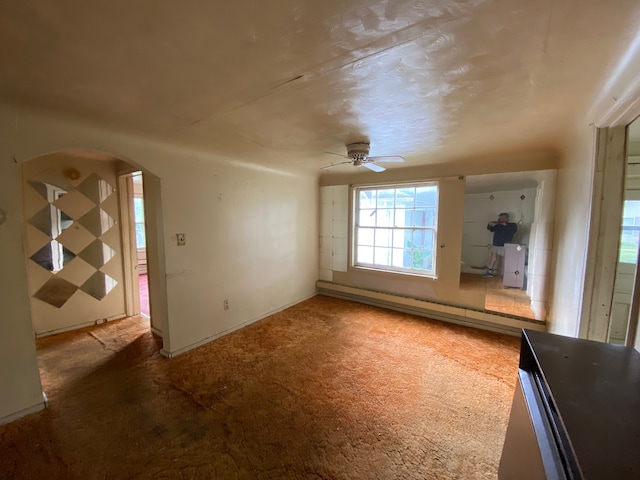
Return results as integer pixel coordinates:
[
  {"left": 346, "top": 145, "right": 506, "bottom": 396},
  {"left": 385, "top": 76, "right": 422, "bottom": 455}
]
[
  {"left": 176, "top": 233, "right": 186, "bottom": 246},
  {"left": 223, "top": 299, "right": 229, "bottom": 310}
]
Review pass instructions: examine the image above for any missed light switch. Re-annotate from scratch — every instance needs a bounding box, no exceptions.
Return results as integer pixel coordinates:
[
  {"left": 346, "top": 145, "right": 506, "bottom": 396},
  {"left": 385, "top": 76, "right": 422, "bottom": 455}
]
[{"left": 176, "top": 233, "right": 186, "bottom": 246}]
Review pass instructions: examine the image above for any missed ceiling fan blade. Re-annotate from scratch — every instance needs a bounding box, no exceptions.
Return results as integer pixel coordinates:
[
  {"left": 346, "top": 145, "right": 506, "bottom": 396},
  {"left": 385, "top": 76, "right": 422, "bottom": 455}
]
[
  {"left": 368, "top": 155, "right": 405, "bottom": 163},
  {"left": 362, "top": 162, "right": 386, "bottom": 172},
  {"left": 320, "top": 160, "right": 352, "bottom": 170}
]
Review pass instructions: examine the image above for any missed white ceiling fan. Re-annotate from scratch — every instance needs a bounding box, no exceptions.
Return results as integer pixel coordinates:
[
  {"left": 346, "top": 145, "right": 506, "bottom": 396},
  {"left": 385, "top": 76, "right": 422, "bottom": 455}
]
[{"left": 321, "top": 142, "right": 405, "bottom": 172}]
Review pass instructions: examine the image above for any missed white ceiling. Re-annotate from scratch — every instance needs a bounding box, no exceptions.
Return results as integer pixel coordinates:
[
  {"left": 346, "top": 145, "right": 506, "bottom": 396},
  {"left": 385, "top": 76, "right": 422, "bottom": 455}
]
[{"left": 2, "top": 1, "right": 640, "bottom": 174}]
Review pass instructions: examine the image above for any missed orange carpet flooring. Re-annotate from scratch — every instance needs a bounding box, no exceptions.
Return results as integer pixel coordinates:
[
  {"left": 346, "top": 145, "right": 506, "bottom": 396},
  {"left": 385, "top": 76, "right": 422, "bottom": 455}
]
[{"left": 0, "top": 295, "right": 520, "bottom": 479}]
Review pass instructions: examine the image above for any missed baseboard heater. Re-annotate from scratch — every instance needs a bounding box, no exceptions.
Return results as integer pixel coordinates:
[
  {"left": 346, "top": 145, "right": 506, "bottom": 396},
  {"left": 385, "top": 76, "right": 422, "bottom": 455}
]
[{"left": 316, "top": 281, "right": 546, "bottom": 336}]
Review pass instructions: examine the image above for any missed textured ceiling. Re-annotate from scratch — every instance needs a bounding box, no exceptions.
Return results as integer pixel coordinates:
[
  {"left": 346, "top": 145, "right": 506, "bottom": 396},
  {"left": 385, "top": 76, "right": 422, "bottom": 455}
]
[{"left": 2, "top": 1, "right": 640, "bottom": 173}]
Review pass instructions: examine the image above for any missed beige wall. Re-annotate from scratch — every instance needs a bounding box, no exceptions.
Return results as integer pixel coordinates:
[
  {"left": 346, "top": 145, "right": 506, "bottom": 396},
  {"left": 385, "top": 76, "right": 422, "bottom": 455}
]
[
  {"left": 0, "top": 107, "right": 45, "bottom": 423},
  {"left": 21, "top": 153, "right": 126, "bottom": 335},
  {"left": 548, "top": 124, "right": 597, "bottom": 336},
  {"left": 159, "top": 157, "right": 318, "bottom": 353}
]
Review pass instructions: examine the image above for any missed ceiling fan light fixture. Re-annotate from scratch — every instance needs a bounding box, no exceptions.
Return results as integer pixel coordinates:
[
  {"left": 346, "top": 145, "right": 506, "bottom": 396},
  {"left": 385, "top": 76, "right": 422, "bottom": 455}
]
[{"left": 346, "top": 142, "right": 370, "bottom": 163}]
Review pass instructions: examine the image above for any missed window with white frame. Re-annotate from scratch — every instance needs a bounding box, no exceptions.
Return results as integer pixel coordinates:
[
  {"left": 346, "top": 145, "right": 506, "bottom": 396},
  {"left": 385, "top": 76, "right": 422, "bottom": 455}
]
[
  {"left": 133, "top": 197, "right": 146, "bottom": 249},
  {"left": 354, "top": 182, "right": 438, "bottom": 276}
]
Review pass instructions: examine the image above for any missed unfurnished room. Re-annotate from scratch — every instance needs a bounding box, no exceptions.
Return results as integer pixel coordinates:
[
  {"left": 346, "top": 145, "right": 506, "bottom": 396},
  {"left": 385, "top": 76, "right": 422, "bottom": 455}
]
[{"left": 1, "top": 1, "right": 640, "bottom": 479}]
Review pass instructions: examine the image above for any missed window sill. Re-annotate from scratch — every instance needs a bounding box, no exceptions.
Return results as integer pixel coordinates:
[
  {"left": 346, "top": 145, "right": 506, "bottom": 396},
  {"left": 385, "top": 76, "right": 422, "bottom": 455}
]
[{"left": 351, "top": 264, "right": 438, "bottom": 281}]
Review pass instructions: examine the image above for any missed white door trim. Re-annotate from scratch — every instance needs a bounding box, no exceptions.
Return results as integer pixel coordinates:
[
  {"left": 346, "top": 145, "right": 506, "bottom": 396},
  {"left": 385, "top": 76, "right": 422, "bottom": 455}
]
[{"left": 118, "top": 173, "right": 141, "bottom": 317}]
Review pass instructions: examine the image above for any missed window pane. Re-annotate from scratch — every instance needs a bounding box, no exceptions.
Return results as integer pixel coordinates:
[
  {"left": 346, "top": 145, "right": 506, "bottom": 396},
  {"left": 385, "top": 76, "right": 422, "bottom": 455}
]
[
  {"left": 620, "top": 200, "right": 640, "bottom": 264},
  {"left": 413, "top": 230, "right": 434, "bottom": 249},
  {"left": 376, "top": 208, "right": 394, "bottom": 227},
  {"left": 424, "top": 208, "right": 436, "bottom": 227},
  {"left": 393, "top": 229, "right": 408, "bottom": 248},
  {"left": 357, "top": 227, "right": 375, "bottom": 246},
  {"left": 374, "top": 247, "right": 391, "bottom": 266},
  {"left": 359, "top": 209, "right": 376, "bottom": 227},
  {"left": 134, "top": 198, "right": 145, "bottom": 222},
  {"left": 376, "top": 189, "right": 395, "bottom": 208},
  {"left": 423, "top": 251, "right": 434, "bottom": 271},
  {"left": 410, "top": 250, "right": 432, "bottom": 270},
  {"left": 395, "top": 187, "right": 415, "bottom": 208},
  {"left": 414, "top": 210, "right": 426, "bottom": 227},
  {"left": 394, "top": 209, "right": 407, "bottom": 227},
  {"left": 375, "top": 228, "right": 393, "bottom": 247},
  {"left": 391, "top": 248, "right": 405, "bottom": 267},
  {"left": 403, "top": 210, "right": 416, "bottom": 227},
  {"left": 359, "top": 190, "right": 375, "bottom": 208},
  {"left": 135, "top": 223, "right": 146, "bottom": 248},
  {"left": 416, "top": 186, "right": 437, "bottom": 207},
  {"left": 357, "top": 246, "right": 374, "bottom": 264},
  {"left": 620, "top": 227, "right": 640, "bottom": 264}
]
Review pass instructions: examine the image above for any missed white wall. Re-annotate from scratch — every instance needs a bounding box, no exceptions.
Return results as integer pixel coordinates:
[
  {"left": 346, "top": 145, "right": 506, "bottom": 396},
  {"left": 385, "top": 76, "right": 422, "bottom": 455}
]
[
  {"left": 0, "top": 104, "right": 318, "bottom": 421},
  {"left": 462, "top": 187, "right": 537, "bottom": 274},
  {"left": 0, "top": 107, "right": 45, "bottom": 424},
  {"left": 159, "top": 157, "right": 318, "bottom": 353},
  {"left": 548, "top": 124, "right": 597, "bottom": 336}
]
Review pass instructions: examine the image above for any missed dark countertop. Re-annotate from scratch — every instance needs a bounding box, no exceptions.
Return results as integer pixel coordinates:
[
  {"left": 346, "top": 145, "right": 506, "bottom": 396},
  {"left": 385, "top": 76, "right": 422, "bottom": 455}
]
[{"left": 522, "top": 329, "right": 640, "bottom": 479}]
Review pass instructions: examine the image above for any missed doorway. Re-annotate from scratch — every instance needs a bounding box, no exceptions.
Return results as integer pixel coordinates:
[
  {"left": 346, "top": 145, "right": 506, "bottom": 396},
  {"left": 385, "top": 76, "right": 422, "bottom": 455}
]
[
  {"left": 132, "top": 172, "right": 149, "bottom": 317},
  {"left": 119, "top": 171, "right": 151, "bottom": 322},
  {"left": 608, "top": 117, "right": 640, "bottom": 345}
]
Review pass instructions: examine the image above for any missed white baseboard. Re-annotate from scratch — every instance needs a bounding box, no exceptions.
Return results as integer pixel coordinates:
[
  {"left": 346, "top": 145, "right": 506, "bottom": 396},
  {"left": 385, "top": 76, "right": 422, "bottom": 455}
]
[
  {"left": 316, "top": 281, "right": 546, "bottom": 336},
  {"left": 0, "top": 399, "right": 46, "bottom": 426},
  {"left": 160, "top": 292, "right": 317, "bottom": 358}
]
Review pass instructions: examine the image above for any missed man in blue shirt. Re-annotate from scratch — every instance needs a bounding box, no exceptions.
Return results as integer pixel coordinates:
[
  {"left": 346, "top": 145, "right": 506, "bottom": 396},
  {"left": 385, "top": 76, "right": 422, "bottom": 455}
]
[{"left": 482, "top": 212, "right": 517, "bottom": 278}]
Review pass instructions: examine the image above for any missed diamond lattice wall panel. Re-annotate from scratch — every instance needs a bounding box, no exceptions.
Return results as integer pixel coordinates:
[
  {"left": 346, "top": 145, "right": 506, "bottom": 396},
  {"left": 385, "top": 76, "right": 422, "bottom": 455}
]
[
  {"left": 57, "top": 256, "right": 96, "bottom": 288},
  {"left": 53, "top": 189, "right": 96, "bottom": 219},
  {"left": 78, "top": 239, "right": 116, "bottom": 269},
  {"left": 56, "top": 223, "right": 96, "bottom": 256},
  {"left": 30, "top": 242, "right": 76, "bottom": 273},
  {"left": 25, "top": 223, "right": 57, "bottom": 258},
  {"left": 33, "top": 277, "right": 79, "bottom": 308},
  {"left": 76, "top": 173, "right": 114, "bottom": 204},
  {"left": 80, "top": 271, "right": 117, "bottom": 300},
  {"left": 28, "top": 204, "right": 73, "bottom": 238},
  {"left": 77, "top": 207, "right": 115, "bottom": 237}
]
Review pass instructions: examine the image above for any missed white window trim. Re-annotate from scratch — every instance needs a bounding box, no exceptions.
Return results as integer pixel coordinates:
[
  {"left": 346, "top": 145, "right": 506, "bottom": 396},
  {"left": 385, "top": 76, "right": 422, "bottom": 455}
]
[{"left": 352, "top": 181, "right": 439, "bottom": 278}]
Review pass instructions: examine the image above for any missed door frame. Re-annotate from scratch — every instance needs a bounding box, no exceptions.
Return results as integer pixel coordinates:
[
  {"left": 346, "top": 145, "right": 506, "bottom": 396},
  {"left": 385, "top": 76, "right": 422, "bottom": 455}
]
[
  {"left": 118, "top": 172, "right": 141, "bottom": 317},
  {"left": 579, "top": 36, "right": 640, "bottom": 347}
]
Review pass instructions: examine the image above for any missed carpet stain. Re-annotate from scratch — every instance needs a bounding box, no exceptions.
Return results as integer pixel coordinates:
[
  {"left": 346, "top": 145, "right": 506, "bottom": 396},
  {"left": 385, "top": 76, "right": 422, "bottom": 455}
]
[{"left": 0, "top": 295, "right": 520, "bottom": 479}]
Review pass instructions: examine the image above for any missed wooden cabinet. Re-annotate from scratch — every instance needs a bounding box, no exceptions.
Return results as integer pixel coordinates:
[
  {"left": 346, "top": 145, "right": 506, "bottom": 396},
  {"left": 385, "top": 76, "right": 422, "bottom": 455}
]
[{"left": 499, "top": 330, "right": 640, "bottom": 479}]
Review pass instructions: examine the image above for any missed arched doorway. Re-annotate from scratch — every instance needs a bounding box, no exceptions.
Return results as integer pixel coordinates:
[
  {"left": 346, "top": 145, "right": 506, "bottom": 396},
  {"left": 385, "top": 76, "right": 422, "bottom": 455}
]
[{"left": 18, "top": 148, "right": 170, "bottom": 397}]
